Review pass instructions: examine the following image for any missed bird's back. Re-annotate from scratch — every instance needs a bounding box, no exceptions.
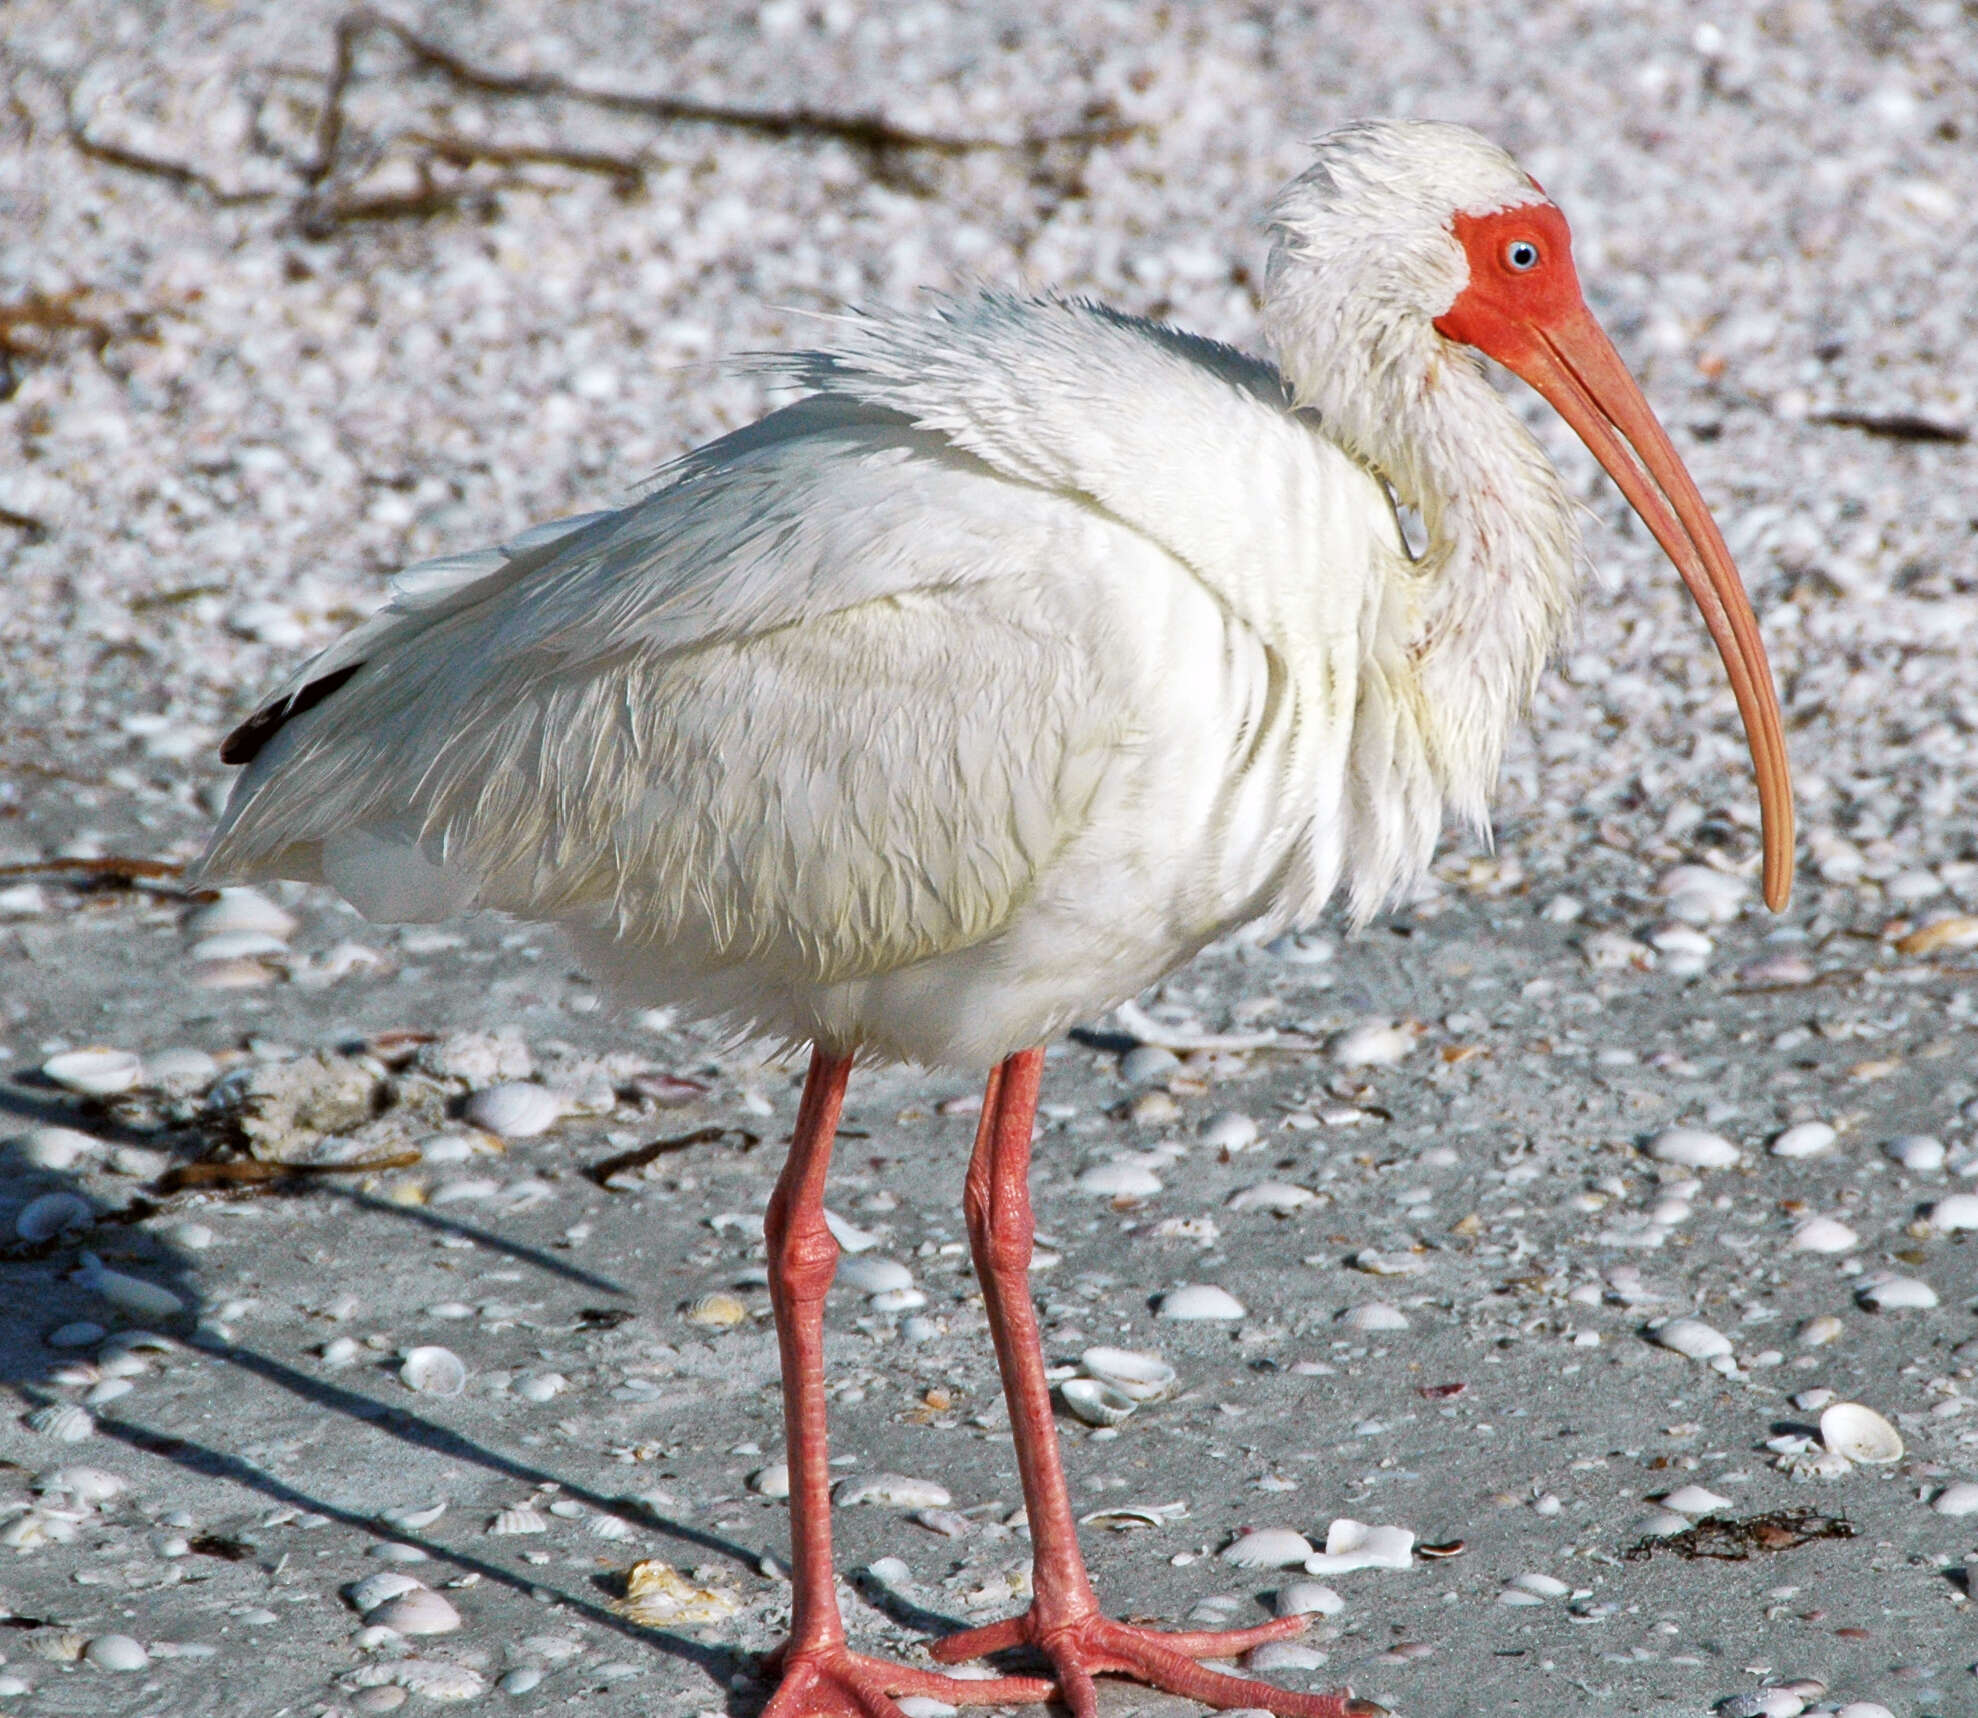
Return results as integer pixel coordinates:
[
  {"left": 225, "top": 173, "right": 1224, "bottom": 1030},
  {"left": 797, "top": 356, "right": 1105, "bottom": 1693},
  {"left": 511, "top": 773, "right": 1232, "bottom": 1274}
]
[{"left": 203, "top": 295, "right": 1429, "bottom": 1065}]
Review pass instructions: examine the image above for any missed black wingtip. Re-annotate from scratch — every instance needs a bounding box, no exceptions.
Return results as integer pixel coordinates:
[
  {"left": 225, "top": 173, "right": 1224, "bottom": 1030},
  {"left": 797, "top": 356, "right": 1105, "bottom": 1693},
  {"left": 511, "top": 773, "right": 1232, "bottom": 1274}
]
[{"left": 219, "top": 662, "right": 364, "bottom": 767}]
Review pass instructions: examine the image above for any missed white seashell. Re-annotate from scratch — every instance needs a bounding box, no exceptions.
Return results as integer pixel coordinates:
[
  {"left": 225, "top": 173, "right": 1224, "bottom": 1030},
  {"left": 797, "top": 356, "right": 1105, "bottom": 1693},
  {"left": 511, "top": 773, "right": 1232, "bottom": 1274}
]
[
  {"left": 74, "top": 1253, "right": 185, "bottom": 1320},
  {"left": 1079, "top": 1347, "right": 1177, "bottom": 1402},
  {"left": 1156, "top": 1284, "right": 1245, "bottom": 1321},
  {"left": 684, "top": 1291, "right": 748, "bottom": 1327},
  {"left": 500, "top": 1669, "right": 545, "bottom": 1695},
  {"left": 355, "top": 1659, "right": 486, "bottom": 1701},
  {"left": 1652, "top": 1318, "right": 1733, "bottom": 1360},
  {"left": 189, "top": 929, "right": 289, "bottom": 963},
  {"left": 25, "top": 1403, "right": 93, "bottom": 1441},
  {"left": 1656, "top": 865, "right": 1745, "bottom": 923},
  {"left": 1330, "top": 1020, "right": 1417, "bottom": 1067},
  {"left": 1497, "top": 1586, "right": 1547, "bottom": 1607},
  {"left": 822, "top": 1208, "right": 883, "bottom": 1253},
  {"left": 379, "top": 1502, "right": 447, "bottom": 1532},
  {"left": 1819, "top": 1402, "right": 1902, "bottom": 1465},
  {"left": 1303, "top": 1518, "right": 1414, "bottom": 1574},
  {"left": 832, "top": 1473, "right": 951, "bottom": 1509},
  {"left": 1226, "top": 1182, "right": 1315, "bottom": 1213},
  {"left": 749, "top": 1462, "right": 791, "bottom": 1498},
  {"left": 1511, "top": 1571, "right": 1570, "bottom": 1597},
  {"left": 42, "top": 1048, "right": 145, "bottom": 1097},
  {"left": 1927, "top": 1479, "right": 1978, "bottom": 1517},
  {"left": 1274, "top": 1580, "right": 1344, "bottom": 1618},
  {"left": 83, "top": 1634, "right": 148, "bottom": 1672},
  {"left": 1244, "top": 1642, "right": 1329, "bottom": 1672},
  {"left": 1834, "top": 1705, "right": 1896, "bottom": 1718},
  {"left": 1076, "top": 1160, "right": 1163, "bottom": 1198},
  {"left": 546, "top": 1499, "right": 584, "bottom": 1519},
  {"left": 1583, "top": 930, "right": 1653, "bottom": 970},
  {"left": 1776, "top": 1447, "right": 1853, "bottom": 1480},
  {"left": 1927, "top": 1192, "right": 1978, "bottom": 1232},
  {"left": 1790, "top": 1217, "right": 1858, "bottom": 1254},
  {"left": 35, "top": 1465, "right": 126, "bottom": 1504},
  {"left": 1059, "top": 1378, "right": 1139, "bottom": 1427},
  {"left": 346, "top": 1570, "right": 426, "bottom": 1611},
  {"left": 319, "top": 1336, "right": 362, "bottom": 1367},
  {"left": 1632, "top": 1509, "right": 1692, "bottom": 1538},
  {"left": 366, "top": 1589, "right": 461, "bottom": 1635},
  {"left": 1883, "top": 1134, "right": 1945, "bottom": 1171},
  {"left": 589, "top": 1512, "right": 632, "bottom": 1541},
  {"left": 871, "top": 1286, "right": 927, "bottom": 1314},
  {"left": 489, "top": 1506, "right": 549, "bottom": 1535},
  {"left": 1792, "top": 1388, "right": 1836, "bottom": 1412},
  {"left": 514, "top": 1373, "right": 566, "bottom": 1403},
  {"left": 1349, "top": 1249, "right": 1426, "bottom": 1276},
  {"left": 1200, "top": 1112, "right": 1260, "bottom": 1152},
  {"left": 84, "top": 1379, "right": 132, "bottom": 1406},
  {"left": 1855, "top": 1274, "right": 1938, "bottom": 1311},
  {"left": 1647, "top": 1128, "right": 1740, "bottom": 1169},
  {"left": 1796, "top": 1314, "right": 1844, "bottom": 1348},
  {"left": 463, "top": 1081, "right": 563, "bottom": 1139},
  {"left": 1120, "top": 1044, "right": 1181, "bottom": 1083},
  {"left": 1716, "top": 1693, "right": 1805, "bottom": 1718},
  {"left": 1219, "top": 1528, "right": 1314, "bottom": 1569},
  {"left": 399, "top": 1346, "right": 467, "bottom": 1396},
  {"left": 836, "top": 1256, "right": 913, "bottom": 1294},
  {"left": 1770, "top": 1122, "right": 1837, "bottom": 1159},
  {"left": 15, "top": 1193, "right": 94, "bottom": 1243},
  {"left": 189, "top": 888, "right": 297, "bottom": 939},
  {"left": 13, "top": 1126, "right": 108, "bottom": 1170},
  {"left": 1338, "top": 1302, "right": 1410, "bottom": 1332},
  {"left": 1658, "top": 1485, "right": 1732, "bottom": 1516}
]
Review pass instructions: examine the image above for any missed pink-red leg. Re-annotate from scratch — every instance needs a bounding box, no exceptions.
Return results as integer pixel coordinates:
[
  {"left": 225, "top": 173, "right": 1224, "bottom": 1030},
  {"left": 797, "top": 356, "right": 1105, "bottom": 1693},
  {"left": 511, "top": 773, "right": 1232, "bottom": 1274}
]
[
  {"left": 757, "top": 1046, "right": 1052, "bottom": 1718},
  {"left": 932, "top": 1047, "right": 1385, "bottom": 1718}
]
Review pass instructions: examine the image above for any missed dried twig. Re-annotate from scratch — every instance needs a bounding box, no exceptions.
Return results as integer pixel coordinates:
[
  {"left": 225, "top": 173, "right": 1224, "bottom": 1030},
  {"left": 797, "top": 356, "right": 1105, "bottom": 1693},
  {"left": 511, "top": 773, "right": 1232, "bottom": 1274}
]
[
  {"left": 1810, "top": 408, "right": 1969, "bottom": 445},
  {"left": 585, "top": 1125, "right": 759, "bottom": 1188}
]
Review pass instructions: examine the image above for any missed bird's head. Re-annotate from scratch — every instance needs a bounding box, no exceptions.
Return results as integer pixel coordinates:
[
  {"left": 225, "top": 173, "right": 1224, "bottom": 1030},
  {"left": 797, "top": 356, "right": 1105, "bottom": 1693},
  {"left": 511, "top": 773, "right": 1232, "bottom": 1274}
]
[{"left": 1266, "top": 119, "right": 1793, "bottom": 911}]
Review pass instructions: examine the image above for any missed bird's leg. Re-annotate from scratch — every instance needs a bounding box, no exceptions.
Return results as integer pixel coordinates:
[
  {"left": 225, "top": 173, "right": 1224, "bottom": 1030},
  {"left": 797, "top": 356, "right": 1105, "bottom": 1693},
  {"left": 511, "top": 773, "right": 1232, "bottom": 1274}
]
[
  {"left": 757, "top": 1046, "right": 1052, "bottom": 1718},
  {"left": 931, "top": 1047, "right": 1384, "bottom": 1718}
]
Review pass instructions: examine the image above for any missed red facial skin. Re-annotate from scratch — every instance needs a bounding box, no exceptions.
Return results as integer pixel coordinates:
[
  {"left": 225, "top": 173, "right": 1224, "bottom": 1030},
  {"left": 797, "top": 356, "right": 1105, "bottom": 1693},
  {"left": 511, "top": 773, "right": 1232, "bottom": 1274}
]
[{"left": 1431, "top": 200, "right": 1795, "bottom": 912}]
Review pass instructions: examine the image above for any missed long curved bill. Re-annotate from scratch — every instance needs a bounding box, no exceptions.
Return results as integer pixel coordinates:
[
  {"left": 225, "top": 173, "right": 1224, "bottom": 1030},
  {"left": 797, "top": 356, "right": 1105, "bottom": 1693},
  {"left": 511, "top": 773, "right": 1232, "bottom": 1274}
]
[{"left": 1510, "top": 306, "right": 1795, "bottom": 910}]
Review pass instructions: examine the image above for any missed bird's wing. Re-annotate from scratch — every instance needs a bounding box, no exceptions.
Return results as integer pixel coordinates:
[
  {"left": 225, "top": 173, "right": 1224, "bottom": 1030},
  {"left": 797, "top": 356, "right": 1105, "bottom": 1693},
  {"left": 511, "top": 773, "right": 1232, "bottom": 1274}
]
[{"left": 202, "top": 399, "right": 1146, "bottom": 983}]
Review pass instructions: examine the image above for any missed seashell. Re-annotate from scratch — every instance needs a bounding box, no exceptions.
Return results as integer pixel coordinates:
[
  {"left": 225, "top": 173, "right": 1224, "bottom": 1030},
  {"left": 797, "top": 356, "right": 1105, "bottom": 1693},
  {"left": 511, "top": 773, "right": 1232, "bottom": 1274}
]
[
  {"left": 1274, "top": 1580, "right": 1344, "bottom": 1618},
  {"left": 1349, "top": 1249, "right": 1426, "bottom": 1276},
  {"left": 74, "top": 1253, "right": 185, "bottom": 1321},
  {"left": 1338, "top": 1303, "right": 1410, "bottom": 1332},
  {"left": 1244, "top": 1641, "right": 1329, "bottom": 1671},
  {"left": 1059, "top": 1378, "right": 1138, "bottom": 1427},
  {"left": 1200, "top": 1111, "right": 1260, "bottom": 1152},
  {"left": 379, "top": 1502, "right": 447, "bottom": 1532},
  {"left": 1884, "top": 1133, "right": 1945, "bottom": 1171},
  {"left": 48, "top": 1325, "right": 106, "bottom": 1351},
  {"left": 1656, "top": 864, "right": 1745, "bottom": 923},
  {"left": 1658, "top": 1485, "right": 1732, "bottom": 1516},
  {"left": 83, "top": 1634, "right": 148, "bottom": 1672},
  {"left": 590, "top": 1513, "right": 632, "bottom": 1541},
  {"left": 836, "top": 1255, "right": 913, "bottom": 1295},
  {"left": 1790, "top": 1217, "right": 1858, "bottom": 1254},
  {"left": 189, "top": 888, "right": 297, "bottom": 939},
  {"left": 83, "top": 1378, "right": 133, "bottom": 1406},
  {"left": 489, "top": 1505, "right": 549, "bottom": 1535},
  {"left": 1855, "top": 1274, "right": 1938, "bottom": 1311},
  {"left": 868, "top": 1286, "right": 926, "bottom": 1314},
  {"left": 500, "top": 1668, "right": 545, "bottom": 1695},
  {"left": 1156, "top": 1284, "right": 1245, "bottom": 1321},
  {"left": 42, "top": 1047, "right": 145, "bottom": 1097},
  {"left": 353, "top": 1659, "right": 486, "bottom": 1701},
  {"left": 189, "top": 930, "right": 290, "bottom": 963},
  {"left": 1930, "top": 1481, "right": 1978, "bottom": 1516},
  {"left": 1927, "top": 1192, "right": 1978, "bottom": 1232},
  {"left": 1076, "top": 1159, "right": 1163, "bottom": 1198},
  {"left": 35, "top": 1466, "right": 126, "bottom": 1505},
  {"left": 399, "top": 1346, "right": 467, "bottom": 1396},
  {"left": 1775, "top": 1447, "right": 1852, "bottom": 1481},
  {"left": 365, "top": 1589, "right": 461, "bottom": 1635},
  {"left": 1632, "top": 1509, "right": 1692, "bottom": 1538},
  {"left": 748, "top": 1462, "right": 791, "bottom": 1499},
  {"left": 615, "top": 1559, "right": 741, "bottom": 1626},
  {"left": 1268, "top": 930, "right": 1335, "bottom": 964},
  {"left": 1330, "top": 1019, "right": 1417, "bottom": 1067},
  {"left": 1770, "top": 1122, "right": 1837, "bottom": 1160},
  {"left": 25, "top": 1403, "right": 94, "bottom": 1442},
  {"left": 1226, "top": 1182, "right": 1315, "bottom": 1213},
  {"left": 15, "top": 1193, "right": 94, "bottom": 1243},
  {"left": 1303, "top": 1518, "right": 1413, "bottom": 1574},
  {"left": 1716, "top": 1693, "right": 1805, "bottom": 1718},
  {"left": 1895, "top": 912, "right": 1978, "bottom": 955},
  {"left": 1818, "top": 1402, "right": 1902, "bottom": 1465},
  {"left": 1795, "top": 1314, "right": 1844, "bottom": 1348},
  {"left": 346, "top": 1570, "right": 426, "bottom": 1611},
  {"left": 832, "top": 1473, "right": 951, "bottom": 1509},
  {"left": 1646, "top": 1128, "right": 1740, "bottom": 1169},
  {"left": 1792, "top": 1388, "right": 1836, "bottom": 1412},
  {"left": 1510, "top": 1571, "right": 1570, "bottom": 1597},
  {"left": 1651, "top": 1318, "right": 1733, "bottom": 1360},
  {"left": 821, "top": 1209, "right": 882, "bottom": 1252},
  {"left": 683, "top": 1291, "right": 748, "bottom": 1328},
  {"left": 1833, "top": 1706, "right": 1896, "bottom": 1718},
  {"left": 1583, "top": 930, "right": 1653, "bottom": 971},
  {"left": 1120, "top": 1044, "right": 1181, "bottom": 1084},
  {"left": 320, "top": 1336, "right": 362, "bottom": 1367},
  {"left": 12, "top": 1126, "right": 108, "bottom": 1170},
  {"left": 462, "top": 1082, "right": 563, "bottom": 1140},
  {"left": 514, "top": 1372, "right": 566, "bottom": 1402},
  {"left": 1219, "top": 1528, "right": 1314, "bottom": 1569},
  {"left": 1079, "top": 1347, "right": 1177, "bottom": 1402},
  {"left": 1498, "top": 1586, "right": 1547, "bottom": 1607},
  {"left": 546, "top": 1499, "right": 584, "bottom": 1520}
]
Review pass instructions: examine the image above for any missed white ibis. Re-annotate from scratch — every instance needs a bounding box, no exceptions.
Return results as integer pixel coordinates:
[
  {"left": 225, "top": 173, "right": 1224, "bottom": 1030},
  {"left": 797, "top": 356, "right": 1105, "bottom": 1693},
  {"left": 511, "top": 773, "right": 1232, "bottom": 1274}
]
[{"left": 201, "top": 119, "right": 1794, "bottom": 1718}]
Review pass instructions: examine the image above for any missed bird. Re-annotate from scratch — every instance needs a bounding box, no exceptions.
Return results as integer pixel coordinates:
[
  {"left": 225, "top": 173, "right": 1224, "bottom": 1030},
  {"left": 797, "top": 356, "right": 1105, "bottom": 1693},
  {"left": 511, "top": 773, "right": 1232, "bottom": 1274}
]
[{"left": 200, "top": 118, "right": 1794, "bottom": 1718}]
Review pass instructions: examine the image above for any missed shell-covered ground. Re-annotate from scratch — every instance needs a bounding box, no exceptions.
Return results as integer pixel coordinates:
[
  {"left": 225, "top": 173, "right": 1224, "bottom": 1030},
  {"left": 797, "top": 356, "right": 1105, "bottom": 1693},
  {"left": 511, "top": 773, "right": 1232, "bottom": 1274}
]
[{"left": 2, "top": 4, "right": 1976, "bottom": 1716}]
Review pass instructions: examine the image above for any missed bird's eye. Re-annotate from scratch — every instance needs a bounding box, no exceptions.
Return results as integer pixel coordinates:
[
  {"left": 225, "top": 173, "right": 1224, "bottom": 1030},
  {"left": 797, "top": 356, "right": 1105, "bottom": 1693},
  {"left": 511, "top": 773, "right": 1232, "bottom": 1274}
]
[{"left": 1505, "top": 239, "right": 1541, "bottom": 272}]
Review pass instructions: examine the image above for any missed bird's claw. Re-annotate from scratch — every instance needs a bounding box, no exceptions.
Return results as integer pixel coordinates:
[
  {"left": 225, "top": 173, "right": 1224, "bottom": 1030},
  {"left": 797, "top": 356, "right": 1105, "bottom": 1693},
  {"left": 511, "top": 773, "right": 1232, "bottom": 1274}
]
[
  {"left": 931, "top": 1606, "right": 1377, "bottom": 1718},
  {"left": 755, "top": 1639, "right": 1052, "bottom": 1718}
]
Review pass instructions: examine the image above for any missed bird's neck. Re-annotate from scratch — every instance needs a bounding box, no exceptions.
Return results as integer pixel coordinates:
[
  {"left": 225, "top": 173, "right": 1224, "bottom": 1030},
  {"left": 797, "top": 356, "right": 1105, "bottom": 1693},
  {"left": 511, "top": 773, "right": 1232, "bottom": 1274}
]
[{"left": 1282, "top": 324, "right": 1582, "bottom": 829}]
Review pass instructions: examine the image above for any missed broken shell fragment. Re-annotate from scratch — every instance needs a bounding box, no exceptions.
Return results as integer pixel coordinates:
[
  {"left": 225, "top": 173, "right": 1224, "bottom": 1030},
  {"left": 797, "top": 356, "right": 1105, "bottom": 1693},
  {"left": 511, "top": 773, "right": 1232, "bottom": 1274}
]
[
  {"left": 832, "top": 1473, "right": 951, "bottom": 1509},
  {"left": 1303, "top": 1518, "right": 1414, "bottom": 1574},
  {"left": 1059, "top": 1378, "right": 1139, "bottom": 1427},
  {"left": 1818, "top": 1402, "right": 1902, "bottom": 1465},
  {"left": 1078, "top": 1346, "right": 1177, "bottom": 1402}
]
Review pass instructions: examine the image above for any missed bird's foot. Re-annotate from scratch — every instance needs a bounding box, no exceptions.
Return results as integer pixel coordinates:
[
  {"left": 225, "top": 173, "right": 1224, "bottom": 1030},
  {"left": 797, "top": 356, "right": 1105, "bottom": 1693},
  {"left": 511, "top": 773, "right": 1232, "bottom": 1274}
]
[
  {"left": 930, "top": 1607, "right": 1383, "bottom": 1718},
  {"left": 755, "top": 1638, "right": 1054, "bottom": 1718}
]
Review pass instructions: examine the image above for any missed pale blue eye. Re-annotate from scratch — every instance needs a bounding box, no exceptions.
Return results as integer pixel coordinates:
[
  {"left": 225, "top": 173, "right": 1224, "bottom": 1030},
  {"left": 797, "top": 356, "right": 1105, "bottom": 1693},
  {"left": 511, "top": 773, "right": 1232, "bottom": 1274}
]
[{"left": 1505, "top": 239, "right": 1540, "bottom": 271}]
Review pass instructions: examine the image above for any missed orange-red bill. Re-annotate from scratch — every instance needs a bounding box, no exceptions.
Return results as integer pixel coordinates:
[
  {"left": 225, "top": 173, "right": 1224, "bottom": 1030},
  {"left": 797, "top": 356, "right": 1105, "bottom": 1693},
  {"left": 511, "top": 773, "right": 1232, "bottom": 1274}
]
[{"left": 1518, "top": 304, "right": 1794, "bottom": 909}]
